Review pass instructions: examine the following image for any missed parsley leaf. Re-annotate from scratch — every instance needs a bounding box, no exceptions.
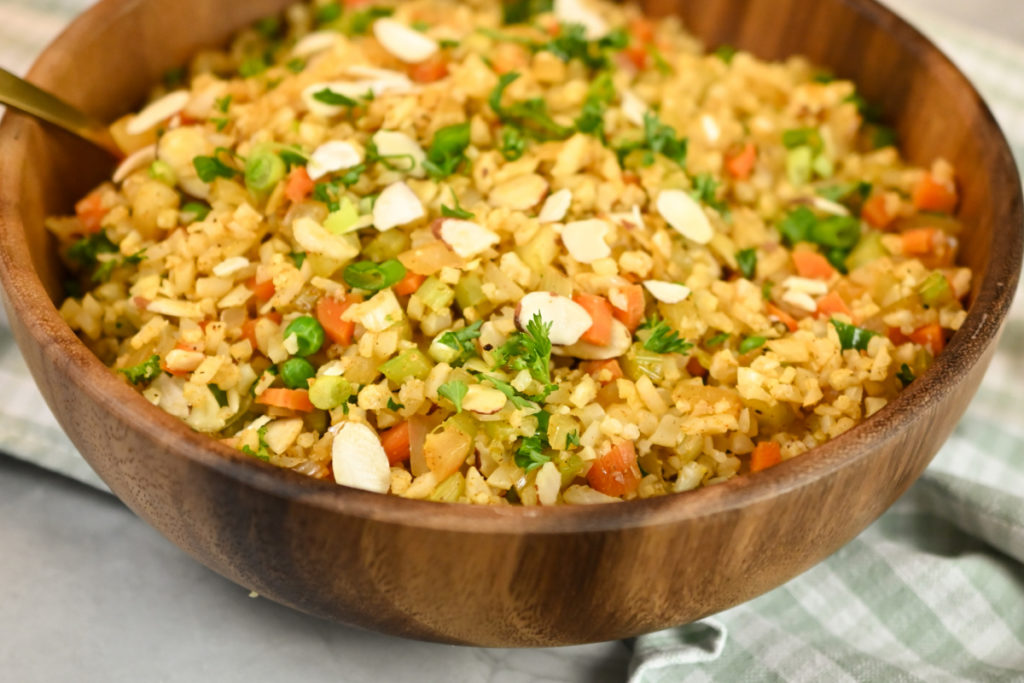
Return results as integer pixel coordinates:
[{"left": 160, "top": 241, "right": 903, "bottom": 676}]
[
  {"left": 119, "top": 355, "right": 161, "bottom": 385},
  {"left": 644, "top": 112, "right": 688, "bottom": 166},
  {"left": 423, "top": 122, "right": 471, "bottom": 179},
  {"left": 575, "top": 71, "right": 615, "bottom": 136},
  {"left": 387, "top": 397, "right": 405, "bottom": 411},
  {"left": 345, "top": 6, "right": 393, "bottom": 35},
  {"left": 736, "top": 248, "right": 757, "bottom": 280},
  {"left": 499, "top": 125, "right": 527, "bottom": 161},
  {"left": 492, "top": 312, "right": 553, "bottom": 384},
  {"left": 193, "top": 153, "right": 238, "bottom": 183},
  {"left": 502, "top": 0, "right": 553, "bottom": 25},
  {"left": 479, "top": 374, "right": 538, "bottom": 410},
  {"left": 639, "top": 315, "right": 692, "bottom": 355},
  {"left": 489, "top": 72, "right": 575, "bottom": 141},
  {"left": 242, "top": 425, "right": 271, "bottom": 462},
  {"left": 67, "top": 230, "right": 117, "bottom": 268},
  {"left": 514, "top": 432, "right": 551, "bottom": 472},
  {"left": 897, "top": 363, "right": 916, "bottom": 387},
  {"left": 438, "top": 380, "right": 468, "bottom": 413},
  {"left": 831, "top": 319, "right": 878, "bottom": 352},
  {"left": 313, "top": 88, "right": 358, "bottom": 107},
  {"left": 438, "top": 320, "right": 483, "bottom": 366}
]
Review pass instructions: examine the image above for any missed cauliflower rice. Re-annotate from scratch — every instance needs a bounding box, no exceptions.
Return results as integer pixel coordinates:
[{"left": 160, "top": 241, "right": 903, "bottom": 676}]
[{"left": 49, "top": 0, "right": 972, "bottom": 505}]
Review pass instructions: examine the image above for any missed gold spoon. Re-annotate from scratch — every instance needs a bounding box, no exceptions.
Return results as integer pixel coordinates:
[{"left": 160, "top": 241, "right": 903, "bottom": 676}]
[{"left": 0, "top": 66, "right": 121, "bottom": 157}]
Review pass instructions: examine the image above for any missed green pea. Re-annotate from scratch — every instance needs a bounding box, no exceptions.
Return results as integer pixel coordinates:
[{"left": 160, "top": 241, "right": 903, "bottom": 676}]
[
  {"left": 284, "top": 316, "right": 325, "bottom": 357},
  {"left": 280, "top": 357, "right": 316, "bottom": 389}
]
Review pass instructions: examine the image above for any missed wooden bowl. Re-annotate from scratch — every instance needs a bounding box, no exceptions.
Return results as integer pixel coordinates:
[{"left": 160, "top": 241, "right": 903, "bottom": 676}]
[{"left": 0, "top": 0, "right": 1020, "bottom": 647}]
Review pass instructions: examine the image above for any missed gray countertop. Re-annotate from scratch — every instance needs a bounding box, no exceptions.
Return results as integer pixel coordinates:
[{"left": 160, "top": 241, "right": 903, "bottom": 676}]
[{"left": 1, "top": 1, "right": 1022, "bottom": 681}]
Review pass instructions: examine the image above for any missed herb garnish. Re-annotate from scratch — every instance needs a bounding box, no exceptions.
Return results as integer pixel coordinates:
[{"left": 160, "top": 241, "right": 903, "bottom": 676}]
[
  {"left": 831, "top": 319, "right": 878, "bottom": 352},
  {"left": 438, "top": 320, "right": 483, "bottom": 366},
  {"left": 639, "top": 315, "right": 692, "bottom": 355},
  {"left": 119, "top": 355, "right": 161, "bottom": 385},
  {"left": 438, "top": 380, "right": 468, "bottom": 413},
  {"left": 492, "top": 312, "right": 553, "bottom": 384}
]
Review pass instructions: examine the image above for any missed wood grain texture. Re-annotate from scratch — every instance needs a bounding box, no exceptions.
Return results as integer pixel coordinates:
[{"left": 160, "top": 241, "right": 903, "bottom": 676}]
[{"left": 0, "top": 0, "right": 1021, "bottom": 647}]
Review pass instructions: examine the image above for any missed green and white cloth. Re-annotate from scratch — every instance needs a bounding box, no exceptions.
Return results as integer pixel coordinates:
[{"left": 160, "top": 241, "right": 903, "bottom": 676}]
[{"left": 0, "top": 2, "right": 1022, "bottom": 680}]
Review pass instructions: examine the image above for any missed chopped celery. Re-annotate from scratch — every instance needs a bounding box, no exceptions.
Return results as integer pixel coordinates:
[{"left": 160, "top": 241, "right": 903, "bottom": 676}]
[
  {"left": 919, "top": 271, "right": 953, "bottom": 307},
  {"left": 557, "top": 453, "right": 584, "bottom": 487},
  {"left": 812, "top": 153, "right": 835, "bottom": 179},
  {"left": 454, "top": 273, "right": 495, "bottom": 316},
  {"left": 444, "top": 410, "right": 479, "bottom": 438},
  {"left": 846, "top": 231, "right": 889, "bottom": 271},
  {"left": 363, "top": 229, "right": 410, "bottom": 261},
  {"left": 428, "top": 472, "right": 466, "bottom": 502},
  {"left": 380, "top": 348, "right": 433, "bottom": 384},
  {"left": 515, "top": 225, "right": 559, "bottom": 272},
  {"left": 483, "top": 419, "right": 518, "bottom": 444},
  {"left": 622, "top": 342, "right": 666, "bottom": 382},
  {"left": 309, "top": 376, "right": 353, "bottom": 410},
  {"left": 786, "top": 146, "right": 814, "bottom": 186},
  {"left": 414, "top": 276, "right": 455, "bottom": 313}
]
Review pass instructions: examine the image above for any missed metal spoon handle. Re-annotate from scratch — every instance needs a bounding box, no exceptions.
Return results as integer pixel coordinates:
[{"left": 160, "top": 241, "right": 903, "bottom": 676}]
[{"left": 0, "top": 67, "right": 120, "bottom": 157}]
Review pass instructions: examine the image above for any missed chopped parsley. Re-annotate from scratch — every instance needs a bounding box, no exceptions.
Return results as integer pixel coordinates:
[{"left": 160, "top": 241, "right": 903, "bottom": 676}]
[
  {"left": 289, "top": 251, "right": 307, "bottom": 268},
  {"left": 238, "top": 55, "right": 269, "bottom": 78},
  {"left": 514, "top": 431, "right": 551, "bottom": 472},
  {"left": 575, "top": 71, "right": 615, "bottom": 136},
  {"left": 897, "top": 363, "right": 916, "bottom": 387},
  {"left": 437, "top": 320, "right": 483, "bottom": 366},
  {"left": 736, "top": 248, "right": 758, "bottom": 280},
  {"left": 541, "top": 24, "right": 629, "bottom": 70},
  {"left": 738, "top": 336, "right": 767, "bottom": 354},
  {"left": 639, "top": 315, "right": 692, "bottom": 355},
  {"left": 208, "top": 384, "right": 229, "bottom": 408},
  {"left": 489, "top": 72, "right": 575, "bottom": 142},
  {"left": 831, "top": 319, "right": 878, "bottom": 352},
  {"left": 438, "top": 380, "right": 468, "bottom": 413},
  {"left": 691, "top": 173, "right": 728, "bottom": 214},
  {"left": 479, "top": 374, "right": 539, "bottom": 410},
  {"left": 714, "top": 44, "right": 738, "bottom": 64},
  {"left": 214, "top": 94, "right": 232, "bottom": 113},
  {"left": 616, "top": 111, "right": 689, "bottom": 168},
  {"left": 193, "top": 152, "right": 239, "bottom": 183},
  {"left": 92, "top": 249, "right": 147, "bottom": 283},
  {"left": 566, "top": 431, "right": 581, "bottom": 448},
  {"left": 242, "top": 425, "right": 271, "bottom": 462},
  {"left": 706, "top": 332, "right": 730, "bottom": 347},
  {"left": 119, "top": 355, "right": 161, "bottom": 385},
  {"left": 492, "top": 312, "right": 553, "bottom": 384},
  {"left": 501, "top": 0, "right": 552, "bottom": 25},
  {"left": 67, "top": 230, "right": 117, "bottom": 268},
  {"left": 312, "top": 88, "right": 358, "bottom": 107},
  {"left": 387, "top": 397, "right": 405, "bottom": 411}
]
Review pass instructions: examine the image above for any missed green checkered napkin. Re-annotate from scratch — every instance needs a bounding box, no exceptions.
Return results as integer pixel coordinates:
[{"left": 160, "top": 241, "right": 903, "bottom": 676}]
[{"left": 0, "top": 2, "right": 1021, "bottom": 680}]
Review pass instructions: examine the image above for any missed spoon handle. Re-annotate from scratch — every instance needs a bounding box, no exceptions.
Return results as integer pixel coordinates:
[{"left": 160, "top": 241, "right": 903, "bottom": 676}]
[{"left": 0, "top": 67, "right": 121, "bottom": 157}]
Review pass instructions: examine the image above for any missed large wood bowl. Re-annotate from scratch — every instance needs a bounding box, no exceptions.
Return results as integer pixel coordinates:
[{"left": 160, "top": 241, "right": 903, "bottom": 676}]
[{"left": 0, "top": 0, "right": 1020, "bottom": 647}]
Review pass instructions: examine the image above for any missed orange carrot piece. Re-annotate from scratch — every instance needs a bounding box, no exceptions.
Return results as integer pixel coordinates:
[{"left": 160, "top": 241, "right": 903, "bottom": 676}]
[
  {"left": 316, "top": 294, "right": 362, "bottom": 347},
  {"left": 620, "top": 43, "right": 649, "bottom": 70},
  {"left": 629, "top": 16, "right": 656, "bottom": 44},
  {"left": 912, "top": 173, "right": 958, "bottom": 214},
  {"left": 750, "top": 441, "right": 782, "bottom": 473},
  {"left": 285, "top": 167, "right": 314, "bottom": 204},
  {"left": 861, "top": 194, "right": 894, "bottom": 230},
  {"left": 256, "top": 388, "right": 315, "bottom": 412},
  {"left": 586, "top": 440, "right": 642, "bottom": 497},
  {"left": 573, "top": 293, "right": 614, "bottom": 346},
  {"left": 816, "top": 291, "right": 853, "bottom": 320},
  {"left": 725, "top": 143, "right": 757, "bottom": 180},
  {"left": 409, "top": 55, "right": 448, "bottom": 83},
  {"left": 909, "top": 323, "right": 945, "bottom": 355},
  {"left": 611, "top": 284, "right": 646, "bottom": 332},
  {"left": 246, "top": 276, "right": 276, "bottom": 303},
  {"left": 393, "top": 271, "right": 426, "bottom": 296},
  {"left": 887, "top": 327, "right": 911, "bottom": 346},
  {"left": 792, "top": 251, "right": 836, "bottom": 280},
  {"left": 583, "top": 359, "right": 624, "bottom": 384},
  {"left": 686, "top": 356, "right": 708, "bottom": 379},
  {"left": 380, "top": 422, "right": 412, "bottom": 465},
  {"left": 75, "top": 192, "right": 108, "bottom": 234},
  {"left": 901, "top": 228, "right": 939, "bottom": 256},
  {"left": 766, "top": 303, "right": 799, "bottom": 332}
]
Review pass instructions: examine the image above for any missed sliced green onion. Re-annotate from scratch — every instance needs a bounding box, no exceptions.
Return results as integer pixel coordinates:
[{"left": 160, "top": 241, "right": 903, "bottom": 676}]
[
  {"left": 736, "top": 248, "right": 757, "bottom": 280},
  {"left": 919, "top": 271, "right": 953, "bottom": 307},
  {"left": 738, "top": 336, "right": 767, "bottom": 354},
  {"left": 810, "top": 216, "right": 861, "bottom": 250},
  {"left": 245, "top": 149, "right": 287, "bottom": 194},
  {"left": 343, "top": 259, "right": 407, "bottom": 292},
  {"left": 831, "top": 319, "right": 878, "bottom": 352}
]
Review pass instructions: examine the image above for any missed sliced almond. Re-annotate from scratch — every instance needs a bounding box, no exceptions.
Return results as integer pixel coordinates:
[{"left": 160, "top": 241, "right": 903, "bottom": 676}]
[
  {"left": 462, "top": 385, "right": 508, "bottom": 415},
  {"left": 371, "top": 130, "right": 426, "bottom": 177},
  {"left": 781, "top": 290, "right": 818, "bottom": 314},
  {"left": 555, "top": 319, "right": 632, "bottom": 360},
  {"left": 212, "top": 256, "right": 250, "bottom": 278},
  {"left": 516, "top": 292, "right": 593, "bottom": 346},
  {"left": 332, "top": 422, "right": 391, "bottom": 493},
  {"left": 113, "top": 144, "right": 157, "bottom": 184},
  {"left": 373, "top": 18, "right": 439, "bottom": 63},
  {"left": 811, "top": 196, "right": 850, "bottom": 216},
  {"left": 164, "top": 348, "right": 205, "bottom": 373},
  {"left": 535, "top": 461, "right": 561, "bottom": 506},
  {"left": 263, "top": 418, "right": 304, "bottom": 455},
  {"left": 126, "top": 90, "right": 190, "bottom": 136},
  {"left": 291, "top": 30, "right": 342, "bottom": 59},
  {"left": 293, "top": 217, "right": 361, "bottom": 261},
  {"left": 701, "top": 114, "right": 721, "bottom": 144},
  {"left": 782, "top": 276, "right": 829, "bottom": 296},
  {"left": 307, "top": 140, "right": 363, "bottom": 180},
  {"left": 345, "top": 65, "right": 414, "bottom": 86},
  {"left": 554, "top": 0, "right": 609, "bottom": 39},
  {"left": 657, "top": 189, "right": 714, "bottom": 245},
  {"left": 621, "top": 90, "right": 648, "bottom": 127},
  {"left": 489, "top": 173, "right": 549, "bottom": 210},
  {"left": 538, "top": 188, "right": 572, "bottom": 223},
  {"left": 562, "top": 219, "right": 612, "bottom": 263},
  {"left": 373, "top": 181, "right": 425, "bottom": 231},
  {"left": 437, "top": 219, "right": 500, "bottom": 258},
  {"left": 342, "top": 289, "right": 404, "bottom": 331},
  {"left": 644, "top": 280, "right": 691, "bottom": 304}
]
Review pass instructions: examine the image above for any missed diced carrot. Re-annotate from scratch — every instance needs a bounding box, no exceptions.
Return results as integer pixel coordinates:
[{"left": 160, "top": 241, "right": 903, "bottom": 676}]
[
  {"left": 815, "top": 291, "right": 852, "bottom": 320},
  {"left": 246, "top": 276, "right": 276, "bottom": 303},
  {"left": 901, "top": 228, "right": 939, "bottom": 256},
  {"left": 725, "top": 143, "right": 757, "bottom": 180},
  {"left": 766, "top": 302, "right": 799, "bottom": 332},
  {"left": 393, "top": 271, "right": 426, "bottom": 296},
  {"left": 792, "top": 251, "right": 836, "bottom": 280},
  {"left": 887, "top": 326, "right": 911, "bottom": 346},
  {"left": 621, "top": 44, "right": 649, "bottom": 70},
  {"left": 909, "top": 323, "right": 945, "bottom": 355},
  {"left": 343, "top": 0, "right": 374, "bottom": 7},
  {"left": 285, "top": 167, "right": 314, "bottom": 204},
  {"left": 75, "top": 192, "right": 108, "bottom": 234},
  {"left": 861, "top": 193, "right": 894, "bottom": 230},
  {"left": 583, "top": 359, "right": 624, "bottom": 384},
  {"left": 686, "top": 356, "right": 708, "bottom": 379},
  {"left": 316, "top": 294, "right": 362, "bottom": 347},
  {"left": 256, "top": 388, "right": 315, "bottom": 412},
  {"left": 610, "top": 284, "right": 646, "bottom": 332},
  {"left": 750, "top": 441, "right": 782, "bottom": 473},
  {"left": 629, "top": 16, "right": 656, "bottom": 44},
  {"left": 380, "top": 421, "right": 412, "bottom": 465},
  {"left": 912, "top": 173, "right": 958, "bottom": 214},
  {"left": 409, "top": 55, "right": 448, "bottom": 83},
  {"left": 586, "top": 440, "right": 642, "bottom": 497},
  {"left": 573, "top": 293, "right": 614, "bottom": 346}
]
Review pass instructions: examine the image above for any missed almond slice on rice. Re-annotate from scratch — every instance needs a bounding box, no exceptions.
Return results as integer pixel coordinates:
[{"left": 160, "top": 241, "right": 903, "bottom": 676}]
[
  {"left": 373, "top": 18, "right": 439, "bottom": 63},
  {"left": 332, "top": 422, "right": 391, "bottom": 493},
  {"left": 113, "top": 144, "right": 157, "bottom": 184},
  {"left": 371, "top": 130, "right": 426, "bottom": 177},
  {"left": 462, "top": 385, "right": 508, "bottom": 415},
  {"left": 516, "top": 292, "right": 593, "bottom": 346},
  {"left": 373, "top": 181, "right": 425, "bottom": 231},
  {"left": 293, "top": 217, "right": 361, "bottom": 262},
  {"left": 538, "top": 188, "right": 573, "bottom": 223},
  {"left": 562, "top": 219, "right": 612, "bottom": 263},
  {"left": 291, "top": 30, "right": 342, "bottom": 59},
  {"left": 307, "top": 140, "right": 363, "bottom": 180},
  {"left": 554, "top": 0, "right": 609, "bottom": 40},
  {"left": 644, "top": 280, "right": 691, "bottom": 304},
  {"left": 126, "top": 90, "right": 190, "bottom": 136},
  {"left": 656, "top": 189, "right": 714, "bottom": 245},
  {"left": 621, "top": 90, "right": 648, "bottom": 127},
  {"left": 437, "top": 219, "right": 500, "bottom": 258}
]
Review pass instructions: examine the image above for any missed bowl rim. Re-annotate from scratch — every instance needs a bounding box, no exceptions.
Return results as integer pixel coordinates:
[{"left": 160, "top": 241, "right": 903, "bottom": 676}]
[{"left": 0, "top": 0, "right": 1020, "bottom": 535}]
